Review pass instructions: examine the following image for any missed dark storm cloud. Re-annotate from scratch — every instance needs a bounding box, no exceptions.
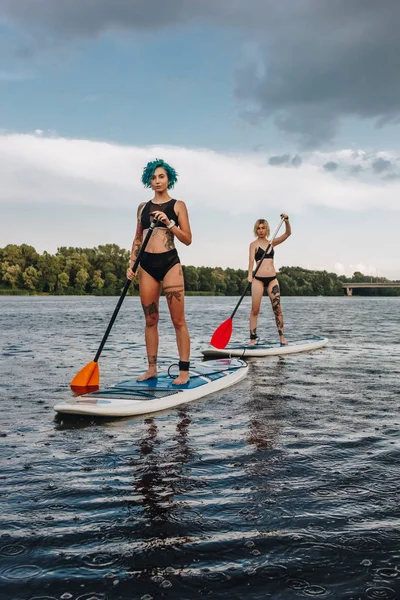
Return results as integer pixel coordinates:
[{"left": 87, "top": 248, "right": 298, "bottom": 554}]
[
  {"left": 383, "top": 173, "right": 400, "bottom": 181},
  {"left": 234, "top": 1, "right": 400, "bottom": 147},
  {"left": 350, "top": 165, "right": 363, "bottom": 174},
  {"left": 291, "top": 155, "right": 302, "bottom": 167},
  {"left": 268, "top": 154, "right": 290, "bottom": 166},
  {"left": 323, "top": 162, "right": 338, "bottom": 172},
  {"left": 372, "top": 157, "right": 391, "bottom": 173},
  {"left": 268, "top": 154, "right": 302, "bottom": 167},
  {"left": 2, "top": 0, "right": 400, "bottom": 147}
]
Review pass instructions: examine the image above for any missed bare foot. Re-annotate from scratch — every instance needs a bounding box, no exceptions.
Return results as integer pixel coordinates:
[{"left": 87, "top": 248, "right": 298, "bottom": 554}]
[
  {"left": 173, "top": 372, "right": 190, "bottom": 385},
  {"left": 249, "top": 339, "right": 256, "bottom": 346},
  {"left": 136, "top": 369, "right": 157, "bottom": 382},
  {"left": 280, "top": 336, "right": 288, "bottom": 346}
]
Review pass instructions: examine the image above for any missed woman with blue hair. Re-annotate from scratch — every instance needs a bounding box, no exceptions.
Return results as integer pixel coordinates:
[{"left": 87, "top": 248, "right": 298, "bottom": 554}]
[{"left": 126, "top": 159, "right": 192, "bottom": 384}]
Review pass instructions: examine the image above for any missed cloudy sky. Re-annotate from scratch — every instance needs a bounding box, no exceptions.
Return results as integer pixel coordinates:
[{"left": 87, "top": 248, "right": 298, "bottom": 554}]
[{"left": 1, "top": 0, "right": 399, "bottom": 278}]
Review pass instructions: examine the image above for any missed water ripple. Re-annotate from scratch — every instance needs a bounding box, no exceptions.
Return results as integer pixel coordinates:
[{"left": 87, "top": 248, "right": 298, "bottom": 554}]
[{"left": 1, "top": 296, "right": 399, "bottom": 598}]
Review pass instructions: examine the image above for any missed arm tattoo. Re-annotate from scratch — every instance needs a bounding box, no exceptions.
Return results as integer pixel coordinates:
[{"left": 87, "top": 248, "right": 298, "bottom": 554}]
[
  {"left": 132, "top": 236, "right": 141, "bottom": 258},
  {"left": 141, "top": 302, "right": 158, "bottom": 316}
]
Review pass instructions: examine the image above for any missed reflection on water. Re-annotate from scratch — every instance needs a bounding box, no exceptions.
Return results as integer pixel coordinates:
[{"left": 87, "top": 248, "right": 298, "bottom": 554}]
[{"left": 0, "top": 295, "right": 400, "bottom": 599}]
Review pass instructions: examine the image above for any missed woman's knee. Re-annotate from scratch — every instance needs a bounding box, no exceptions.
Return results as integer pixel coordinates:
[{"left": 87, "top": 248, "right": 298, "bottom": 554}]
[
  {"left": 144, "top": 313, "right": 159, "bottom": 327},
  {"left": 171, "top": 315, "right": 186, "bottom": 331},
  {"left": 251, "top": 307, "right": 260, "bottom": 318}
]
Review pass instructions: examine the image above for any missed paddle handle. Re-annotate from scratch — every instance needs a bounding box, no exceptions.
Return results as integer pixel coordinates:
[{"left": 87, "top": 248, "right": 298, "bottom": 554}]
[
  {"left": 93, "top": 219, "right": 158, "bottom": 363},
  {"left": 230, "top": 217, "right": 285, "bottom": 320}
]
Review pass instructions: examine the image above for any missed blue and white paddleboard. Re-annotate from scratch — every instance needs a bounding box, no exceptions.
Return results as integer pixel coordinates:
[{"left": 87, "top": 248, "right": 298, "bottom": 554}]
[
  {"left": 201, "top": 336, "right": 328, "bottom": 359},
  {"left": 54, "top": 358, "right": 248, "bottom": 417}
]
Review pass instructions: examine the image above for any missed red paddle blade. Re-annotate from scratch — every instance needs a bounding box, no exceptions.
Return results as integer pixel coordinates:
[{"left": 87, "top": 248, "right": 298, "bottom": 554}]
[{"left": 210, "top": 318, "right": 233, "bottom": 349}]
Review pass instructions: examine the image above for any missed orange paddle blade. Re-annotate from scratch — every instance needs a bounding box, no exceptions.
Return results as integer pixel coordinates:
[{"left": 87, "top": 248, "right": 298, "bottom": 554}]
[
  {"left": 70, "top": 360, "right": 99, "bottom": 389},
  {"left": 210, "top": 318, "right": 233, "bottom": 349}
]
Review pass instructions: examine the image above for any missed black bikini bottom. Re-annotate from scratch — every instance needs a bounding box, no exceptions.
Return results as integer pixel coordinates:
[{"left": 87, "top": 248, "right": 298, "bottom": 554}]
[
  {"left": 140, "top": 249, "right": 180, "bottom": 282},
  {"left": 253, "top": 275, "right": 278, "bottom": 290}
]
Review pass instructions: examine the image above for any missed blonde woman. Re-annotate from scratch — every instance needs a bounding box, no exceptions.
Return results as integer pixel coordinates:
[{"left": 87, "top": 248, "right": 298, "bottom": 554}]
[{"left": 248, "top": 215, "right": 291, "bottom": 346}]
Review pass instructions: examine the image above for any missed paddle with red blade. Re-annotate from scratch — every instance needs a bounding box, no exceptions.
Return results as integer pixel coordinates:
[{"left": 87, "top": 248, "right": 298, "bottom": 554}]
[
  {"left": 70, "top": 218, "right": 159, "bottom": 392},
  {"left": 210, "top": 217, "right": 285, "bottom": 349}
]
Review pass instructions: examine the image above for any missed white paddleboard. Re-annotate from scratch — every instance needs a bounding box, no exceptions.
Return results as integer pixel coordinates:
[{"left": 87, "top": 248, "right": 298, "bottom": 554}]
[
  {"left": 201, "top": 336, "right": 328, "bottom": 358},
  {"left": 54, "top": 358, "right": 248, "bottom": 417}
]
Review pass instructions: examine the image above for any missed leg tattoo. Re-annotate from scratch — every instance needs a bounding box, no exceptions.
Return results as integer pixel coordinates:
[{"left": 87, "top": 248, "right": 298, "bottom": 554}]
[
  {"left": 163, "top": 285, "right": 184, "bottom": 306},
  {"left": 148, "top": 354, "right": 157, "bottom": 367},
  {"left": 142, "top": 302, "right": 158, "bottom": 316},
  {"left": 270, "top": 284, "right": 284, "bottom": 336}
]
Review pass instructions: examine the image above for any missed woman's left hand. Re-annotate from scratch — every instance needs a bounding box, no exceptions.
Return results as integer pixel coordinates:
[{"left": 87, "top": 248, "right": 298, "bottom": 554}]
[
  {"left": 151, "top": 210, "right": 171, "bottom": 227},
  {"left": 280, "top": 213, "right": 289, "bottom": 222}
]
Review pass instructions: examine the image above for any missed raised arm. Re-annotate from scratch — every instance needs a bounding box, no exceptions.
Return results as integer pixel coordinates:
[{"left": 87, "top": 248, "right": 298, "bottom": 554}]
[
  {"left": 248, "top": 242, "right": 256, "bottom": 282},
  {"left": 272, "top": 214, "right": 291, "bottom": 247}
]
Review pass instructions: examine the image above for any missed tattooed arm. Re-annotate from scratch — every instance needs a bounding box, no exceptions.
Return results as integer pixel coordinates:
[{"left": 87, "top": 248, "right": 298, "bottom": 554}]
[{"left": 126, "top": 202, "right": 145, "bottom": 279}]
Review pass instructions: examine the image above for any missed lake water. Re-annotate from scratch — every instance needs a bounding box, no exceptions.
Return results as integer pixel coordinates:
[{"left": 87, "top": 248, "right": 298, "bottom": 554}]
[{"left": 1, "top": 296, "right": 400, "bottom": 600}]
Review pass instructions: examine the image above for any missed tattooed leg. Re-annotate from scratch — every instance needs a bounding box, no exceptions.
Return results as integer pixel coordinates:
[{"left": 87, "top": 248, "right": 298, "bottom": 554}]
[
  {"left": 250, "top": 279, "right": 263, "bottom": 345},
  {"left": 137, "top": 269, "right": 161, "bottom": 381},
  {"left": 163, "top": 285, "right": 184, "bottom": 308},
  {"left": 268, "top": 281, "right": 287, "bottom": 345},
  {"left": 163, "top": 264, "right": 190, "bottom": 384},
  {"left": 137, "top": 301, "right": 160, "bottom": 381}
]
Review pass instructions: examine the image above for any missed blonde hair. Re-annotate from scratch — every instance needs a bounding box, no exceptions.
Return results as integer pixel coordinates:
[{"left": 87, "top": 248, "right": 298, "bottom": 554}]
[{"left": 253, "top": 219, "right": 270, "bottom": 237}]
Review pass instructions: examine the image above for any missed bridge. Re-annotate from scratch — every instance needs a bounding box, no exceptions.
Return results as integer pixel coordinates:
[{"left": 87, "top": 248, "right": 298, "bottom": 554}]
[{"left": 343, "top": 282, "right": 400, "bottom": 296}]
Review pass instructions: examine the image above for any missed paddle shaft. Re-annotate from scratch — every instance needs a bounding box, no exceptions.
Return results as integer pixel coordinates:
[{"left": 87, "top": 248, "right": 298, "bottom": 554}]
[
  {"left": 93, "top": 219, "right": 158, "bottom": 362},
  {"left": 230, "top": 218, "right": 285, "bottom": 320}
]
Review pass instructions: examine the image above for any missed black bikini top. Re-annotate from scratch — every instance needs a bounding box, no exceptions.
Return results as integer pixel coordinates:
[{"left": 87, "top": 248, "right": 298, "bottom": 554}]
[
  {"left": 255, "top": 245, "right": 274, "bottom": 261},
  {"left": 140, "top": 199, "right": 179, "bottom": 229}
]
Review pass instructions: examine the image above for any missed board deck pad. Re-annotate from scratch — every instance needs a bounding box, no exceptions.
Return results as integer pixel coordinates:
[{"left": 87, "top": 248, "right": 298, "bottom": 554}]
[
  {"left": 54, "top": 358, "right": 248, "bottom": 417},
  {"left": 201, "top": 336, "right": 328, "bottom": 358}
]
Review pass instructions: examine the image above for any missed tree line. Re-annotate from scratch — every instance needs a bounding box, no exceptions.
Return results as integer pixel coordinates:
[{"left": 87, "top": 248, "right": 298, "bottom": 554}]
[{"left": 0, "top": 244, "right": 398, "bottom": 296}]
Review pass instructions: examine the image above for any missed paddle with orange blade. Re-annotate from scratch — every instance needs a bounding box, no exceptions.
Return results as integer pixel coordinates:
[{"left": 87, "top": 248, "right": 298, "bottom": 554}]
[
  {"left": 210, "top": 217, "right": 284, "bottom": 349},
  {"left": 70, "top": 219, "right": 159, "bottom": 392}
]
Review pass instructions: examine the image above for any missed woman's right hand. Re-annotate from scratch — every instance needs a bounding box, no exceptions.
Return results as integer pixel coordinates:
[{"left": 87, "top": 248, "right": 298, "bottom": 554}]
[
  {"left": 248, "top": 276, "right": 253, "bottom": 283},
  {"left": 126, "top": 266, "right": 136, "bottom": 280}
]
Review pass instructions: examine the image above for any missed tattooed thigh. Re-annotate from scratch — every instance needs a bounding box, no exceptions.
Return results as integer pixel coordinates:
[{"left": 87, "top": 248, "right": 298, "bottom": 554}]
[
  {"left": 142, "top": 301, "right": 159, "bottom": 317},
  {"left": 163, "top": 285, "right": 184, "bottom": 305},
  {"left": 271, "top": 283, "right": 280, "bottom": 296}
]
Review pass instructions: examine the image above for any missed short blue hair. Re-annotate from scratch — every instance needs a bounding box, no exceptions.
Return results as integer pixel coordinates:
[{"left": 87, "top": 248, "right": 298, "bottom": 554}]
[{"left": 141, "top": 158, "right": 178, "bottom": 189}]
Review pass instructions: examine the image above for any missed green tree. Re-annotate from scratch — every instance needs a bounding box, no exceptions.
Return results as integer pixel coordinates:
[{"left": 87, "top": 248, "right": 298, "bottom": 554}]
[
  {"left": 2, "top": 263, "right": 22, "bottom": 289},
  {"left": 22, "top": 266, "right": 41, "bottom": 291},
  {"left": 75, "top": 268, "right": 90, "bottom": 293},
  {"left": 103, "top": 272, "right": 118, "bottom": 295},
  {"left": 92, "top": 269, "right": 105, "bottom": 292},
  {"left": 57, "top": 272, "right": 70, "bottom": 293},
  {"left": 38, "top": 252, "right": 61, "bottom": 292},
  {"left": 211, "top": 267, "right": 227, "bottom": 295},
  {"left": 198, "top": 267, "right": 216, "bottom": 293},
  {"left": 182, "top": 265, "right": 199, "bottom": 291}
]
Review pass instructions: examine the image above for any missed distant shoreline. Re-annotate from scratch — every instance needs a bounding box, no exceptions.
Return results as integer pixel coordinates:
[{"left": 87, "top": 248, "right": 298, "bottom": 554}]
[
  {"left": 1, "top": 244, "right": 399, "bottom": 297},
  {"left": 1, "top": 289, "right": 399, "bottom": 298}
]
